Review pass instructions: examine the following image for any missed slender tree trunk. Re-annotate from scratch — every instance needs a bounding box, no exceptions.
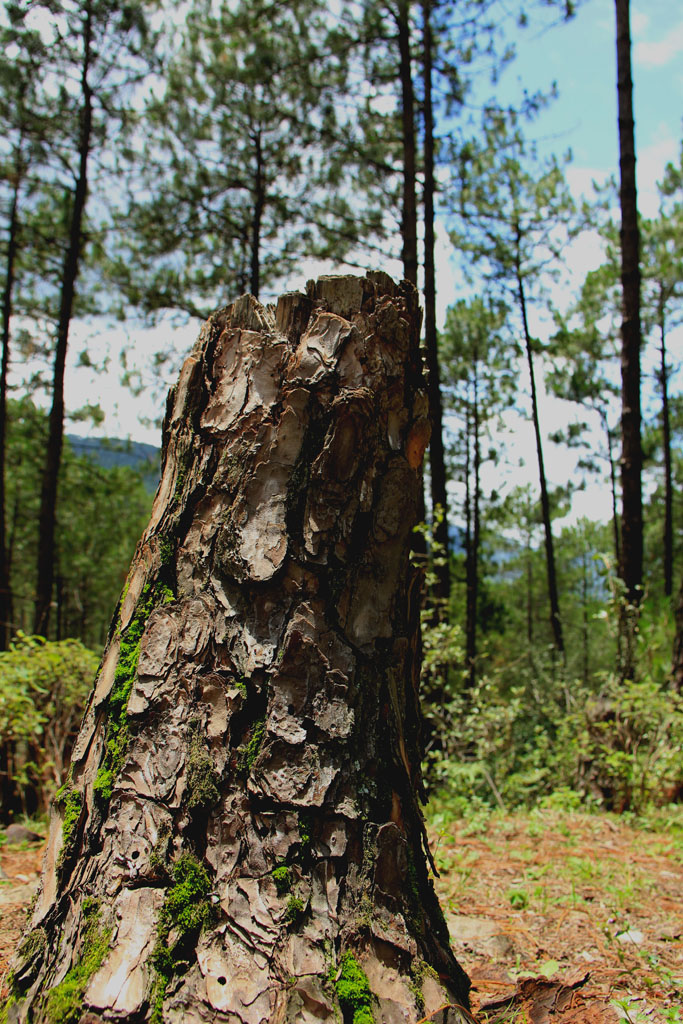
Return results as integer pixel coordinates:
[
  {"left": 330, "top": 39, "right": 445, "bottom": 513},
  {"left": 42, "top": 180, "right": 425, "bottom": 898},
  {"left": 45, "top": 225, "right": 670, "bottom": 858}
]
[
  {"left": 517, "top": 263, "right": 564, "bottom": 656},
  {"left": 464, "top": 361, "right": 480, "bottom": 690},
  {"left": 525, "top": 494, "right": 533, "bottom": 648},
  {"left": 581, "top": 547, "right": 589, "bottom": 687},
  {"left": 249, "top": 128, "right": 264, "bottom": 300},
  {"left": 396, "top": 0, "right": 418, "bottom": 287},
  {"left": 471, "top": 356, "right": 481, "bottom": 682},
  {"left": 10, "top": 274, "right": 469, "bottom": 1023},
  {"left": 464, "top": 401, "right": 473, "bottom": 678},
  {"left": 672, "top": 575, "right": 683, "bottom": 694},
  {"left": 0, "top": 167, "right": 22, "bottom": 650},
  {"left": 615, "top": 0, "right": 643, "bottom": 608},
  {"left": 601, "top": 408, "right": 621, "bottom": 571},
  {"left": 658, "top": 288, "right": 673, "bottom": 597},
  {"left": 421, "top": 0, "right": 450, "bottom": 604},
  {"left": 34, "top": 2, "right": 93, "bottom": 637}
]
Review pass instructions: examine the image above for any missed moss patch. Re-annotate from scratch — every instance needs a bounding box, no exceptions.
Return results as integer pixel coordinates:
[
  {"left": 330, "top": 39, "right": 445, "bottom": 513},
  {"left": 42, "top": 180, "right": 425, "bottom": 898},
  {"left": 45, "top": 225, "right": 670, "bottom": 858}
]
[
  {"left": 272, "top": 864, "right": 291, "bottom": 895},
  {"left": 0, "top": 995, "right": 16, "bottom": 1024},
  {"left": 11, "top": 926, "right": 47, "bottom": 993},
  {"left": 17, "top": 926, "right": 46, "bottom": 963},
  {"left": 186, "top": 729, "right": 220, "bottom": 810},
  {"left": 149, "top": 972, "right": 168, "bottom": 1024},
  {"left": 408, "top": 959, "right": 438, "bottom": 1015},
  {"left": 93, "top": 582, "right": 162, "bottom": 803},
  {"left": 335, "top": 952, "right": 375, "bottom": 1024},
  {"left": 284, "top": 895, "right": 304, "bottom": 926},
  {"left": 149, "top": 823, "right": 172, "bottom": 874},
  {"left": 237, "top": 717, "right": 265, "bottom": 773},
  {"left": 44, "top": 900, "right": 111, "bottom": 1024},
  {"left": 159, "top": 853, "right": 212, "bottom": 937},
  {"left": 297, "top": 811, "right": 312, "bottom": 851},
  {"left": 151, "top": 852, "right": 214, "bottom": 1007},
  {"left": 56, "top": 787, "right": 82, "bottom": 864}
]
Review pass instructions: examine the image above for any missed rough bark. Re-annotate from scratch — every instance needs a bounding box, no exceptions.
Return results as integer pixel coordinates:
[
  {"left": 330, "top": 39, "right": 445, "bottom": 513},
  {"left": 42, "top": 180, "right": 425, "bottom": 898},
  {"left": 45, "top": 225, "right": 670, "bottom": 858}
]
[
  {"left": 8, "top": 273, "right": 469, "bottom": 1024},
  {"left": 615, "top": 0, "right": 643, "bottom": 608}
]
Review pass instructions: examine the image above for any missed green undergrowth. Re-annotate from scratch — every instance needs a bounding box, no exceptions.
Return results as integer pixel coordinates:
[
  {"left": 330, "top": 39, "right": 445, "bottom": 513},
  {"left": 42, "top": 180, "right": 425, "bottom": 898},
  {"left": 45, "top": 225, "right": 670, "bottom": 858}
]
[
  {"left": 335, "top": 951, "right": 375, "bottom": 1024},
  {"left": 94, "top": 581, "right": 173, "bottom": 803},
  {"left": 44, "top": 899, "right": 111, "bottom": 1024}
]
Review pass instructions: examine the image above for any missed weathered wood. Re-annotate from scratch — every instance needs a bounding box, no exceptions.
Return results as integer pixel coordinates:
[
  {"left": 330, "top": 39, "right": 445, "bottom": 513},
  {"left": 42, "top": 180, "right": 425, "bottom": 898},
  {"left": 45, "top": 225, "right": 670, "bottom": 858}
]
[{"left": 8, "top": 272, "right": 470, "bottom": 1024}]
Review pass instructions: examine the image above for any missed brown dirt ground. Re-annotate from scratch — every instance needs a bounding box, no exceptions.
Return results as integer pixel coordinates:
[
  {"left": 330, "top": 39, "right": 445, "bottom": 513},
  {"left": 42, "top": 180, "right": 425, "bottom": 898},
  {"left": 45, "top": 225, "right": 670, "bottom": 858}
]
[
  {"left": 1, "top": 811, "right": 681, "bottom": 1023},
  {"left": 430, "top": 808, "right": 683, "bottom": 1024}
]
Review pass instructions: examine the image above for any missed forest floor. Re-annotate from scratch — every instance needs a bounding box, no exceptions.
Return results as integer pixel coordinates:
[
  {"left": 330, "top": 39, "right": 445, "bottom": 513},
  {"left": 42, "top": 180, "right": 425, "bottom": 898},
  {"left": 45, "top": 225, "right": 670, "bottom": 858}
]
[
  {"left": 0, "top": 808, "right": 681, "bottom": 1023},
  {"left": 429, "top": 806, "right": 682, "bottom": 1024}
]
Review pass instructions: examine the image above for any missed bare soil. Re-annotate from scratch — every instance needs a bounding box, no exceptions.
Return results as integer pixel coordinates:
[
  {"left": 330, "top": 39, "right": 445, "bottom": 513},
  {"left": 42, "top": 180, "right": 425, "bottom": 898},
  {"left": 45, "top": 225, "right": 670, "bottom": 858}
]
[
  {"left": 431, "top": 808, "right": 683, "bottom": 1023},
  {"left": 1, "top": 810, "right": 681, "bottom": 1023}
]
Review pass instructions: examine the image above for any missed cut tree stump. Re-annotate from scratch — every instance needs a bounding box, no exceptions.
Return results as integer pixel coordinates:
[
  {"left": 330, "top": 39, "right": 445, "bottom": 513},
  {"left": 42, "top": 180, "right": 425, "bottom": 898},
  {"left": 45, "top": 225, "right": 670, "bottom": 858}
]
[{"left": 6, "top": 272, "right": 470, "bottom": 1024}]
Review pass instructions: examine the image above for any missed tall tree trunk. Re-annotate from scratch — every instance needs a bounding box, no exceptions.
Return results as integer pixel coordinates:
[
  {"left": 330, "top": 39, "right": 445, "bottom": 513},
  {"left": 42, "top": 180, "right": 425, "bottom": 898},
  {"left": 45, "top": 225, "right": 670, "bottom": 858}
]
[
  {"left": 615, "top": 0, "right": 643, "bottom": 609},
  {"left": 672, "top": 576, "right": 683, "bottom": 694},
  {"left": 658, "top": 287, "right": 673, "bottom": 598},
  {"left": 464, "top": 402, "right": 473, "bottom": 676},
  {"left": 471, "top": 356, "right": 481, "bottom": 683},
  {"left": 464, "top": 360, "right": 480, "bottom": 690},
  {"left": 10, "top": 274, "right": 469, "bottom": 1023},
  {"left": 600, "top": 408, "right": 621, "bottom": 571},
  {"left": 396, "top": 0, "right": 418, "bottom": 287},
  {"left": 517, "top": 263, "right": 564, "bottom": 656},
  {"left": 421, "top": 0, "right": 450, "bottom": 604},
  {"left": 34, "top": 1, "right": 93, "bottom": 637},
  {"left": 581, "top": 546, "right": 589, "bottom": 687},
  {"left": 0, "top": 166, "right": 22, "bottom": 650},
  {"left": 525, "top": 492, "right": 534, "bottom": 650},
  {"left": 249, "top": 128, "right": 264, "bottom": 300}
]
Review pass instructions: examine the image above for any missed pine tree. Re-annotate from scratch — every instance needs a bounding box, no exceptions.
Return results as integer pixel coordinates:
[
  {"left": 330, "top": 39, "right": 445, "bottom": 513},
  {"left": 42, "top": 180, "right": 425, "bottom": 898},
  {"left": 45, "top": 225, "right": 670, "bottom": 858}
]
[
  {"left": 449, "top": 106, "right": 578, "bottom": 657},
  {"left": 27, "top": 0, "right": 156, "bottom": 637}
]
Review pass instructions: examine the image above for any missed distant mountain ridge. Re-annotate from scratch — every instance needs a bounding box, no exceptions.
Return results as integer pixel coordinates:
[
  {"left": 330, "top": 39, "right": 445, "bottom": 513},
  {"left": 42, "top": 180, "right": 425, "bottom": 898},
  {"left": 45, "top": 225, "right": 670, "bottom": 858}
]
[{"left": 67, "top": 435, "right": 161, "bottom": 493}]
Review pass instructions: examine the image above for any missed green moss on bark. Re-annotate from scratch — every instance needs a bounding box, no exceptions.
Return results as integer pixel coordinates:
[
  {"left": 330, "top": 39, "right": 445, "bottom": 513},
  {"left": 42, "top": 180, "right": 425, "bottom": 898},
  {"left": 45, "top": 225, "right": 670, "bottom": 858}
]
[
  {"left": 335, "top": 952, "right": 375, "bottom": 1024},
  {"left": 237, "top": 718, "right": 265, "bottom": 773},
  {"left": 284, "top": 895, "right": 305, "bottom": 926},
  {"left": 186, "top": 728, "right": 220, "bottom": 810},
  {"left": 271, "top": 864, "right": 291, "bottom": 895},
  {"left": 150, "top": 853, "right": 214, "bottom": 1015},
  {"left": 44, "top": 901, "right": 111, "bottom": 1024},
  {"left": 55, "top": 784, "right": 82, "bottom": 866},
  {"left": 94, "top": 581, "right": 172, "bottom": 803}
]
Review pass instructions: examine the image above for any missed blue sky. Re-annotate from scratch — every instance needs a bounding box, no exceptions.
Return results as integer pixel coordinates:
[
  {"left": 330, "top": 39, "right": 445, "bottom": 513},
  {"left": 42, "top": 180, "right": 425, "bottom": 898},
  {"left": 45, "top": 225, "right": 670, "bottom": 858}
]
[
  {"left": 62, "top": 0, "right": 681, "bottom": 530},
  {"left": 509, "top": 0, "right": 682, "bottom": 215}
]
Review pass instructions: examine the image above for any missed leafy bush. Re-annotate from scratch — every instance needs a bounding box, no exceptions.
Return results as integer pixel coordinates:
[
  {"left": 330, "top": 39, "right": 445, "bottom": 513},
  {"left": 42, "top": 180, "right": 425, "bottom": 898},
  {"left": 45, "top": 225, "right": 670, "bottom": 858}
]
[
  {"left": 0, "top": 634, "right": 97, "bottom": 819},
  {"left": 421, "top": 595, "right": 683, "bottom": 815}
]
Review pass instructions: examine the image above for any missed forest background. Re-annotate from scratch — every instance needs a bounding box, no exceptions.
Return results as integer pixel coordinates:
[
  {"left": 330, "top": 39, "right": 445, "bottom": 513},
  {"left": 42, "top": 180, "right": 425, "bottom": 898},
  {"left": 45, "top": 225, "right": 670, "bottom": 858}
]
[{"left": 0, "top": 0, "right": 682, "bottom": 825}]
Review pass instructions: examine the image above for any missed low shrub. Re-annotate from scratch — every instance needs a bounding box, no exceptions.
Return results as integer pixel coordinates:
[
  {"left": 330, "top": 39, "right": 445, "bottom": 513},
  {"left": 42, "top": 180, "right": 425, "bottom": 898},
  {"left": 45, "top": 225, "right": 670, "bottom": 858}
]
[{"left": 0, "top": 633, "right": 97, "bottom": 819}]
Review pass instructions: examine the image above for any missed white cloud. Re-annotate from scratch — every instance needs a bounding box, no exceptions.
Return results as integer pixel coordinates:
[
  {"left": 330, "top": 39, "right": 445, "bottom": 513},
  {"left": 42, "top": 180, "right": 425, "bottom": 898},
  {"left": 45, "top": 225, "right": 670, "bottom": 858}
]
[
  {"left": 636, "top": 132, "right": 678, "bottom": 216},
  {"left": 634, "top": 20, "right": 683, "bottom": 68},
  {"left": 631, "top": 10, "right": 651, "bottom": 37}
]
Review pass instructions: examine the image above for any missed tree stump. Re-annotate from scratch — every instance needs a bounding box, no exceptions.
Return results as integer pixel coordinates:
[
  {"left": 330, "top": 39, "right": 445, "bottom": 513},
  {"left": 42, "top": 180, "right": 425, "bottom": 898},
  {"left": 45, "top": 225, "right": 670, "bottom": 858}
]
[{"left": 7, "top": 273, "right": 470, "bottom": 1024}]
